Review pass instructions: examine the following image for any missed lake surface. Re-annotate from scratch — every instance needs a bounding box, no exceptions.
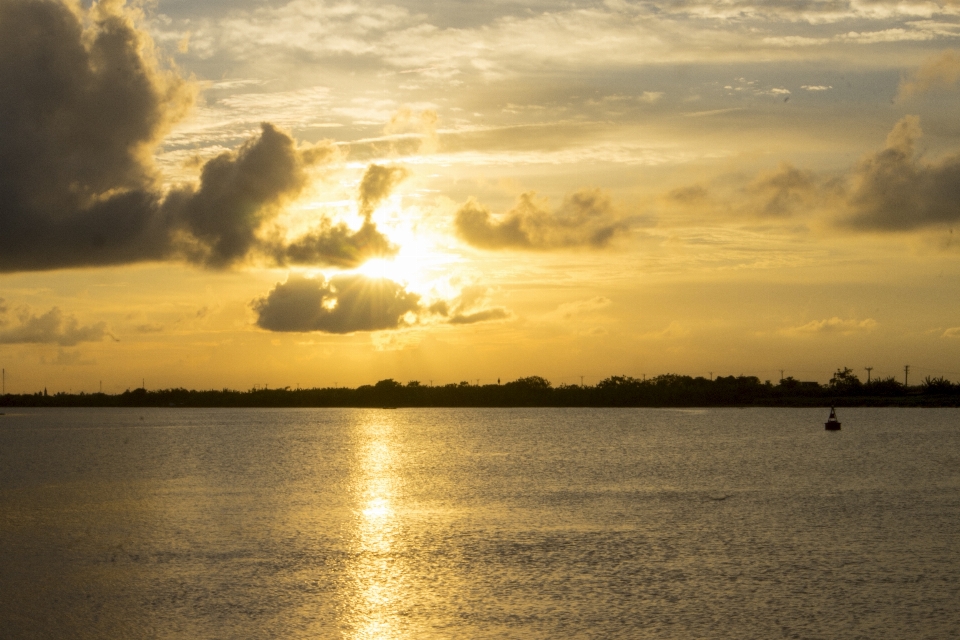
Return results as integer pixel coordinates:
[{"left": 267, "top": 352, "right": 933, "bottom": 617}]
[{"left": 1, "top": 407, "right": 958, "bottom": 639}]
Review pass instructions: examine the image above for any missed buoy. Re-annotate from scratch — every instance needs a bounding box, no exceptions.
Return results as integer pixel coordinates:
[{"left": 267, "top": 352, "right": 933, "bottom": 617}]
[{"left": 824, "top": 407, "right": 841, "bottom": 431}]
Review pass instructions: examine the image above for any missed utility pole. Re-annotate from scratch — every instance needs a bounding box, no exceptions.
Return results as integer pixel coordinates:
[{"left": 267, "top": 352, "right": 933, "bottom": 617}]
[
  {"left": 779, "top": 369, "right": 784, "bottom": 382},
  {"left": 99, "top": 380, "right": 102, "bottom": 394},
  {"left": 709, "top": 372, "right": 713, "bottom": 381},
  {"left": 476, "top": 379, "right": 480, "bottom": 386},
  {"left": 580, "top": 375, "right": 585, "bottom": 387},
  {"left": 904, "top": 365, "right": 910, "bottom": 387},
  {"left": 865, "top": 367, "right": 872, "bottom": 383},
  {"left": 2, "top": 368, "right": 4, "bottom": 395}
]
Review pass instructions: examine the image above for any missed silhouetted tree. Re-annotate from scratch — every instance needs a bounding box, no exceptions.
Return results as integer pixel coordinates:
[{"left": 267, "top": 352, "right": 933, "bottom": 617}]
[{"left": 829, "top": 368, "right": 862, "bottom": 393}]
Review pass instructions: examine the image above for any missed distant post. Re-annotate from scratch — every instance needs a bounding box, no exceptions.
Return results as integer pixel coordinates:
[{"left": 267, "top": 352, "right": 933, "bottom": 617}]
[{"left": 904, "top": 365, "right": 910, "bottom": 387}]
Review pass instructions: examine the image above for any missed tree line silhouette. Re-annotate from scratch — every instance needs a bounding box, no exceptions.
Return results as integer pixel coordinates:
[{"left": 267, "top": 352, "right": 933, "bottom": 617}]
[{"left": 2, "top": 369, "right": 959, "bottom": 407}]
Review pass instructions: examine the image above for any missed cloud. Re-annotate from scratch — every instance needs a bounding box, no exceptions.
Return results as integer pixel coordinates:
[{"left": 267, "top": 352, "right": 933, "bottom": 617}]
[
  {"left": 252, "top": 273, "right": 422, "bottom": 333},
  {"left": 665, "top": 116, "right": 960, "bottom": 230},
  {"left": 426, "top": 284, "right": 510, "bottom": 325},
  {"left": 0, "top": 307, "right": 113, "bottom": 346},
  {"left": 548, "top": 297, "right": 612, "bottom": 320},
  {"left": 0, "top": 0, "right": 393, "bottom": 272},
  {"left": 781, "top": 317, "right": 877, "bottom": 336},
  {"left": 0, "top": 0, "right": 191, "bottom": 271},
  {"left": 274, "top": 219, "right": 398, "bottom": 268},
  {"left": 898, "top": 49, "right": 960, "bottom": 100},
  {"left": 455, "top": 188, "right": 630, "bottom": 250},
  {"left": 41, "top": 349, "right": 94, "bottom": 366},
  {"left": 747, "top": 162, "right": 819, "bottom": 217},
  {"left": 358, "top": 164, "right": 410, "bottom": 220},
  {"left": 166, "top": 122, "right": 341, "bottom": 267},
  {"left": 639, "top": 321, "right": 690, "bottom": 340},
  {"left": 943, "top": 327, "right": 960, "bottom": 338},
  {"left": 384, "top": 108, "right": 439, "bottom": 153},
  {"left": 448, "top": 308, "right": 510, "bottom": 324},
  {"left": 639, "top": 91, "right": 664, "bottom": 104},
  {"left": 845, "top": 116, "right": 960, "bottom": 231}
]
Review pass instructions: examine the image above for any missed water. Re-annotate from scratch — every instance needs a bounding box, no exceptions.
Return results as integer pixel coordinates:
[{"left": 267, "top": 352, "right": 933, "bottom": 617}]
[{"left": 1, "top": 407, "right": 958, "bottom": 639}]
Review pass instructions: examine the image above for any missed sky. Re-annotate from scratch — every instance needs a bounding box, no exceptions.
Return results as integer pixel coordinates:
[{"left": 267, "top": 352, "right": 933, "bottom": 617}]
[{"left": 2, "top": 0, "right": 960, "bottom": 393}]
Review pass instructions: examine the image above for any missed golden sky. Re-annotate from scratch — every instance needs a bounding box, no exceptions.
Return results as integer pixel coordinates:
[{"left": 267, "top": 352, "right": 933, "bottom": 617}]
[{"left": 2, "top": 0, "right": 960, "bottom": 393}]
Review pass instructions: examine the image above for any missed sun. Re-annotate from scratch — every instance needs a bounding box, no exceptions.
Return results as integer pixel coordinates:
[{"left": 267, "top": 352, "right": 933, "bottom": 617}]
[
  {"left": 355, "top": 257, "right": 404, "bottom": 281},
  {"left": 352, "top": 216, "right": 460, "bottom": 295}
]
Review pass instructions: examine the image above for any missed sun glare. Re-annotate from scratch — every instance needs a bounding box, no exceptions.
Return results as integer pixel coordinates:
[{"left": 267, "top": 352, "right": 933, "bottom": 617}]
[{"left": 353, "top": 218, "right": 459, "bottom": 295}]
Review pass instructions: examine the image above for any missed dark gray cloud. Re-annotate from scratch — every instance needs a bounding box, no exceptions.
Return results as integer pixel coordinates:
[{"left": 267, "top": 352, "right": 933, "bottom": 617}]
[
  {"left": 455, "top": 188, "right": 630, "bottom": 250},
  {"left": 164, "top": 122, "right": 394, "bottom": 269},
  {"left": 358, "top": 164, "right": 410, "bottom": 220},
  {"left": 0, "top": 0, "right": 191, "bottom": 271},
  {"left": 252, "top": 274, "right": 422, "bottom": 333},
  {"left": 274, "top": 220, "right": 398, "bottom": 268},
  {"left": 846, "top": 116, "right": 960, "bottom": 231},
  {"left": 0, "top": 0, "right": 394, "bottom": 272},
  {"left": 166, "top": 122, "right": 334, "bottom": 267},
  {"left": 0, "top": 307, "right": 112, "bottom": 346}
]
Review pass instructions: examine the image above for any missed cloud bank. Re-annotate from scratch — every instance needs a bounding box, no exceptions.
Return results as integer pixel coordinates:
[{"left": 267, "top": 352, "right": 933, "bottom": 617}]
[
  {"left": 0, "top": 0, "right": 394, "bottom": 272},
  {"left": 455, "top": 188, "right": 630, "bottom": 250}
]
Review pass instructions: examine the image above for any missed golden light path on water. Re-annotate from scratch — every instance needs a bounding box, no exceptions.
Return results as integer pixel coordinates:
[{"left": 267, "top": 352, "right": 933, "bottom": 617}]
[{"left": 346, "top": 413, "right": 405, "bottom": 640}]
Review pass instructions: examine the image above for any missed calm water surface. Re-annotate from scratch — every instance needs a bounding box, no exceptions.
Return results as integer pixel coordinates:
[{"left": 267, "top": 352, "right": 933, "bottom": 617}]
[{"left": 1, "top": 407, "right": 958, "bottom": 638}]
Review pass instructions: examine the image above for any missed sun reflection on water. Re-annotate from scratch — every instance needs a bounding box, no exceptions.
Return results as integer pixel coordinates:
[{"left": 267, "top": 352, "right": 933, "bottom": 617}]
[{"left": 345, "top": 414, "right": 405, "bottom": 640}]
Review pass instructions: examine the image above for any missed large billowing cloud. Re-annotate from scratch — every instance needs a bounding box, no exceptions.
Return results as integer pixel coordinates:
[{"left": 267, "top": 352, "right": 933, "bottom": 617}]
[
  {"left": 0, "top": 306, "right": 112, "bottom": 346},
  {"left": 455, "top": 188, "right": 630, "bottom": 250},
  {"left": 845, "top": 116, "right": 960, "bottom": 231},
  {"left": 252, "top": 274, "right": 423, "bottom": 333},
  {"left": 0, "top": 0, "right": 190, "bottom": 271},
  {"left": 0, "top": 0, "right": 394, "bottom": 272}
]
